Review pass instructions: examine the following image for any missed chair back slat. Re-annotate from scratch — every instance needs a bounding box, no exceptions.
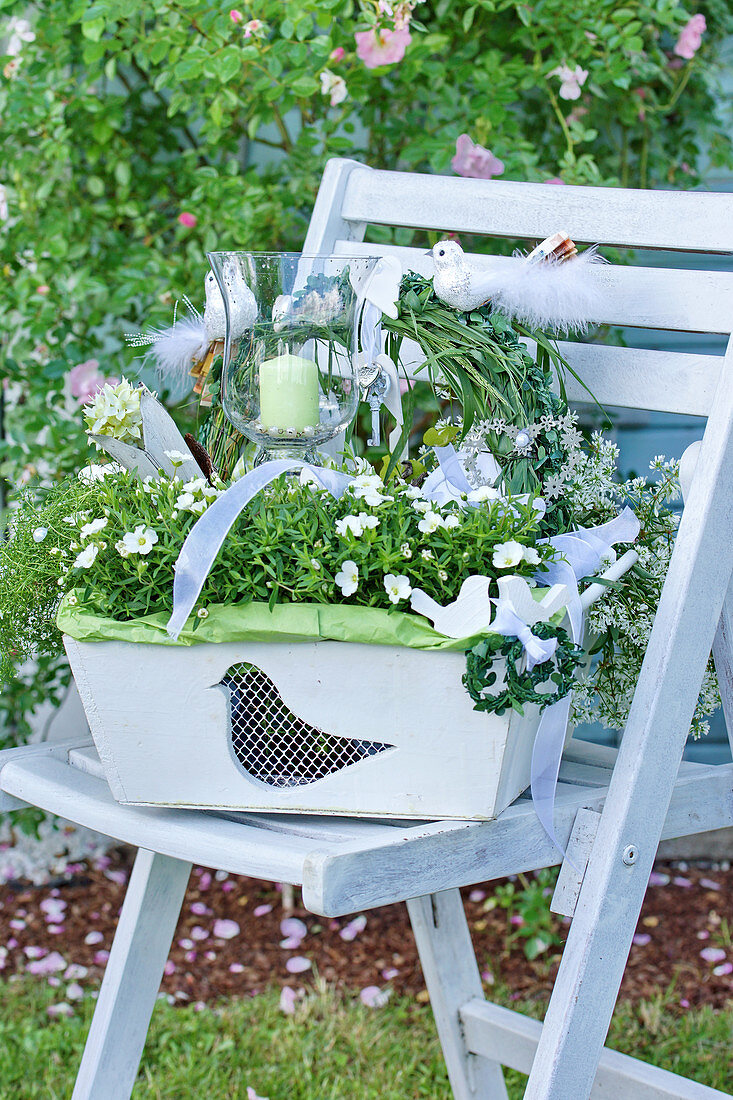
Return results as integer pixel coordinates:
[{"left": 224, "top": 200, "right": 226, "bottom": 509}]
[
  {"left": 307, "top": 160, "right": 733, "bottom": 420},
  {"left": 334, "top": 241, "right": 733, "bottom": 335},
  {"left": 341, "top": 165, "right": 733, "bottom": 252}
]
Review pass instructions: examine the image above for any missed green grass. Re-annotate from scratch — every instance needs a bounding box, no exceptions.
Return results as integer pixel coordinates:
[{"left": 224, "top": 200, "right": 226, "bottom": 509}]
[{"left": 0, "top": 979, "right": 730, "bottom": 1099}]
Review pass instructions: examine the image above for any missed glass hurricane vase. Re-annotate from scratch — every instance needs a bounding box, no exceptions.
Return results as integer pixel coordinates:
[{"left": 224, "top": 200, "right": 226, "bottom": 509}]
[{"left": 208, "top": 251, "right": 380, "bottom": 467}]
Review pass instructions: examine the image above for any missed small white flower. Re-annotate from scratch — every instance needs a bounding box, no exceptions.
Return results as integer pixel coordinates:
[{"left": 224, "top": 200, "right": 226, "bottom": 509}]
[
  {"left": 467, "top": 485, "right": 500, "bottom": 503},
  {"left": 412, "top": 500, "right": 431, "bottom": 513},
  {"left": 164, "top": 450, "right": 189, "bottom": 468},
  {"left": 418, "top": 510, "right": 444, "bottom": 535},
  {"left": 421, "top": 549, "right": 433, "bottom": 560},
  {"left": 438, "top": 569, "right": 448, "bottom": 581},
  {"left": 32, "top": 527, "right": 48, "bottom": 542},
  {"left": 336, "top": 514, "right": 364, "bottom": 538},
  {"left": 492, "top": 540, "right": 524, "bottom": 569},
  {"left": 310, "top": 558, "right": 321, "bottom": 571},
  {"left": 175, "top": 492, "right": 195, "bottom": 510},
  {"left": 358, "top": 512, "right": 379, "bottom": 530},
  {"left": 80, "top": 517, "right": 108, "bottom": 539},
  {"left": 400, "top": 542, "right": 412, "bottom": 559},
  {"left": 73, "top": 544, "right": 99, "bottom": 570},
  {"left": 384, "top": 573, "right": 412, "bottom": 604},
  {"left": 334, "top": 560, "right": 359, "bottom": 597},
  {"left": 320, "top": 68, "right": 348, "bottom": 106},
  {"left": 66, "top": 593, "right": 78, "bottom": 606},
  {"left": 197, "top": 608, "right": 209, "bottom": 619},
  {"left": 543, "top": 474, "right": 565, "bottom": 500},
  {"left": 350, "top": 474, "right": 391, "bottom": 506},
  {"left": 404, "top": 485, "right": 423, "bottom": 500},
  {"left": 115, "top": 540, "right": 130, "bottom": 559},
  {"left": 444, "top": 514, "right": 460, "bottom": 529},
  {"left": 522, "top": 546, "right": 542, "bottom": 565},
  {"left": 120, "top": 525, "right": 159, "bottom": 556}
]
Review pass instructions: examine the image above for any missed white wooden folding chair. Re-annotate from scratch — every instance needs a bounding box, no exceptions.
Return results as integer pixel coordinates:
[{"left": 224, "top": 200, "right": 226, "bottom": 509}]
[{"left": 1, "top": 159, "right": 732, "bottom": 1100}]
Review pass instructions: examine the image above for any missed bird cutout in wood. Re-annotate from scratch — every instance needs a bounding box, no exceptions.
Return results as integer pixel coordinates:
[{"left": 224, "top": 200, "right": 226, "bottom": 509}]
[
  {"left": 88, "top": 387, "right": 202, "bottom": 482},
  {"left": 410, "top": 575, "right": 493, "bottom": 638},
  {"left": 494, "top": 575, "right": 569, "bottom": 627},
  {"left": 125, "top": 261, "right": 257, "bottom": 402},
  {"left": 430, "top": 234, "right": 606, "bottom": 333}
]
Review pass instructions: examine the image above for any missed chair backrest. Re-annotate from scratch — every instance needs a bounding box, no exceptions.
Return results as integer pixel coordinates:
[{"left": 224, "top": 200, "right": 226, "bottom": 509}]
[{"left": 303, "top": 158, "right": 733, "bottom": 419}]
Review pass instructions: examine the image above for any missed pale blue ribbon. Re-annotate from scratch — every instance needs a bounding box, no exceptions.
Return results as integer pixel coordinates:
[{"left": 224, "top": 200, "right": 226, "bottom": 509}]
[
  {"left": 529, "top": 505, "right": 640, "bottom": 859},
  {"left": 166, "top": 459, "right": 353, "bottom": 640}
]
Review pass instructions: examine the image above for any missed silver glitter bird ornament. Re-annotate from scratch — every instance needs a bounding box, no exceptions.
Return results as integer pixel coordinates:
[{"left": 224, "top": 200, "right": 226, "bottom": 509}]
[
  {"left": 126, "top": 262, "right": 257, "bottom": 396},
  {"left": 430, "top": 234, "right": 606, "bottom": 333}
]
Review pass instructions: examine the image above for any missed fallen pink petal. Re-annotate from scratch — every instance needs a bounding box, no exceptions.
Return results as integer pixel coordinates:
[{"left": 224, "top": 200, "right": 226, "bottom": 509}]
[
  {"left": 280, "top": 917, "right": 307, "bottom": 941},
  {"left": 712, "top": 961, "right": 733, "bottom": 976},
  {"left": 700, "top": 879, "right": 721, "bottom": 891},
  {"left": 632, "top": 934, "right": 651, "bottom": 946},
  {"left": 254, "top": 904, "right": 272, "bottom": 917},
  {"left": 285, "top": 956, "right": 311, "bottom": 974},
  {"left": 84, "top": 931, "right": 103, "bottom": 946},
  {"left": 47, "top": 1002, "right": 74, "bottom": 1019},
  {"left": 280, "top": 936, "right": 304, "bottom": 950},
  {"left": 279, "top": 986, "right": 298, "bottom": 1014},
  {"left": 27, "top": 952, "right": 67, "bottom": 976},
  {"left": 360, "top": 985, "right": 391, "bottom": 1008},
  {"left": 700, "top": 947, "right": 726, "bottom": 964},
  {"left": 340, "top": 915, "right": 367, "bottom": 942},
  {"left": 246, "top": 1087, "right": 269, "bottom": 1100},
  {"left": 213, "top": 919, "right": 240, "bottom": 940},
  {"left": 191, "top": 926, "right": 210, "bottom": 941},
  {"left": 469, "top": 889, "right": 486, "bottom": 902},
  {"left": 673, "top": 876, "right": 692, "bottom": 888}
]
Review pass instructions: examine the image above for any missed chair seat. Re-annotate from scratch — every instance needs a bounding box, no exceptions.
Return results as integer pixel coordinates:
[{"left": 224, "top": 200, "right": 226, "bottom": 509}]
[{"left": 0, "top": 737, "right": 730, "bottom": 917}]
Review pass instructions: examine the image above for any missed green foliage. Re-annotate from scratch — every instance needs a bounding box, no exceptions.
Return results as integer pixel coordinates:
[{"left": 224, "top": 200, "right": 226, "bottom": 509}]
[
  {"left": 464, "top": 624, "right": 584, "bottom": 716},
  {"left": 0, "top": 466, "right": 552, "bottom": 641},
  {"left": 0, "top": 978, "right": 731, "bottom": 1098},
  {"left": 488, "top": 868, "right": 564, "bottom": 959}
]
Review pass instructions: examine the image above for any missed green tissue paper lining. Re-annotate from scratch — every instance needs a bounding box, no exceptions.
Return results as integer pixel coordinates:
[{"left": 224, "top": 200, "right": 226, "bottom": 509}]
[{"left": 56, "top": 593, "right": 496, "bottom": 652}]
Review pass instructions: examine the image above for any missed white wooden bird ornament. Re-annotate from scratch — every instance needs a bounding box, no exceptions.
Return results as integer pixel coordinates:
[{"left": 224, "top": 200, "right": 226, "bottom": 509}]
[{"left": 430, "top": 235, "right": 606, "bottom": 333}]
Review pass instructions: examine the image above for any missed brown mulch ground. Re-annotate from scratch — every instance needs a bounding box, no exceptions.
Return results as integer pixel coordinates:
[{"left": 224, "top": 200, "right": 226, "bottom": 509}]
[{"left": 0, "top": 852, "right": 731, "bottom": 1011}]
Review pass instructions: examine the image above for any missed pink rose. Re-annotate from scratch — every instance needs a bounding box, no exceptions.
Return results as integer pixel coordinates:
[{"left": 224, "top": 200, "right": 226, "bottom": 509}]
[
  {"left": 68, "top": 359, "right": 112, "bottom": 404},
  {"left": 544, "top": 177, "right": 565, "bottom": 185},
  {"left": 243, "top": 19, "right": 263, "bottom": 38},
  {"left": 178, "top": 211, "right": 197, "bottom": 228},
  {"left": 549, "top": 63, "right": 588, "bottom": 101},
  {"left": 674, "top": 14, "right": 706, "bottom": 60},
  {"left": 355, "top": 26, "right": 411, "bottom": 69},
  {"left": 451, "top": 134, "right": 504, "bottom": 180},
  {"left": 230, "top": 9, "right": 243, "bottom": 22},
  {"left": 329, "top": 46, "right": 345, "bottom": 62}
]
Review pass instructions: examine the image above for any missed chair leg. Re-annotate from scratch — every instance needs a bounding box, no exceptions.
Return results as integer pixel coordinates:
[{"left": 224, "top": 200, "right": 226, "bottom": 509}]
[
  {"left": 407, "top": 890, "right": 508, "bottom": 1100},
  {"left": 72, "top": 848, "right": 192, "bottom": 1100}
]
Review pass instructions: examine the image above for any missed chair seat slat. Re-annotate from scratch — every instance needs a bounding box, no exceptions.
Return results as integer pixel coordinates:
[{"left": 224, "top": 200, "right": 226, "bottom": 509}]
[{"left": 341, "top": 165, "right": 733, "bottom": 252}]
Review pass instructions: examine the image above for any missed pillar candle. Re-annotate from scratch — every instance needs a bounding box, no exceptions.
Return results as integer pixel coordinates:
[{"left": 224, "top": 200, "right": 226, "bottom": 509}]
[{"left": 259, "top": 353, "right": 320, "bottom": 432}]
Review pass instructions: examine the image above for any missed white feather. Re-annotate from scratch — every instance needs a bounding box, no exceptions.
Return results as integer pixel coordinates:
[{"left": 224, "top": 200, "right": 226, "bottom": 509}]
[
  {"left": 491, "top": 247, "right": 606, "bottom": 333},
  {"left": 125, "top": 300, "right": 208, "bottom": 390}
]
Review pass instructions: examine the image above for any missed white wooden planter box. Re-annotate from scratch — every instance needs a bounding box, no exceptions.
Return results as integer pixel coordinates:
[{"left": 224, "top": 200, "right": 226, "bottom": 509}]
[{"left": 63, "top": 635, "right": 545, "bottom": 821}]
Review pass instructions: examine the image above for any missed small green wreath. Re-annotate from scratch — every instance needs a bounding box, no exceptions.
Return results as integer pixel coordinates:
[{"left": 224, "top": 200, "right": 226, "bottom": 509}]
[{"left": 463, "top": 622, "right": 584, "bottom": 717}]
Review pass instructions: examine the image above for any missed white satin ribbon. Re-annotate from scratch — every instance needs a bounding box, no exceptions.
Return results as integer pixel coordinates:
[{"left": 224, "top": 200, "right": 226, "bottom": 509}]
[
  {"left": 529, "top": 505, "right": 640, "bottom": 859},
  {"left": 166, "top": 459, "right": 353, "bottom": 640},
  {"left": 490, "top": 602, "right": 558, "bottom": 670}
]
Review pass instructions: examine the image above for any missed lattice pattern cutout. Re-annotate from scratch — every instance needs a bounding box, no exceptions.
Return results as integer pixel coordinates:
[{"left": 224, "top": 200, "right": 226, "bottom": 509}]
[{"left": 222, "top": 663, "right": 394, "bottom": 788}]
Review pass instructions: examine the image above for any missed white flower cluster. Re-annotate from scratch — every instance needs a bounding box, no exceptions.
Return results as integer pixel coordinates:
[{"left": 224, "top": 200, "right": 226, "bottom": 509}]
[
  {"left": 83, "top": 379, "right": 142, "bottom": 446},
  {"left": 175, "top": 476, "right": 222, "bottom": 517}
]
